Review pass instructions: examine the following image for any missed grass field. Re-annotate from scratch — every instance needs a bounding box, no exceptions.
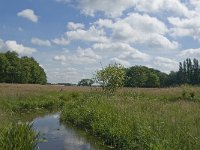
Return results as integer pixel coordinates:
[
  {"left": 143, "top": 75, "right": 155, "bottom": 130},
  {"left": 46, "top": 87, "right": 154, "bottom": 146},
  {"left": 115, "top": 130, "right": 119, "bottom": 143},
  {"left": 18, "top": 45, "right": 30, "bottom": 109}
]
[{"left": 1, "top": 84, "right": 200, "bottom": 149}]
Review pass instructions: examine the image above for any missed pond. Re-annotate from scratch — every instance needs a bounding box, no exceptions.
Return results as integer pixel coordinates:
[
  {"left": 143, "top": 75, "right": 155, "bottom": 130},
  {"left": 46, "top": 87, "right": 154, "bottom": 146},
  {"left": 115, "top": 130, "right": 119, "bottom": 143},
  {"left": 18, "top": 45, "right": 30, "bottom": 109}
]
[{"left": 32, "top": 113, "right": 108, "bottom": 150}]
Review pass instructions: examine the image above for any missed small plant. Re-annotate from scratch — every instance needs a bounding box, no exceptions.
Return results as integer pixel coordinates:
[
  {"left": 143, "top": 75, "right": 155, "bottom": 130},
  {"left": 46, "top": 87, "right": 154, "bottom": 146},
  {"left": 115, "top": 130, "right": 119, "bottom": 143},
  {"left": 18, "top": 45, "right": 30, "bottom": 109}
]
[
  {"left": 181, "top": 84, "right": 195, "bottom": 100},
  {"left": 95, "top": 63, "right": 125, "bottom": 94},
  {"left": 0, "top": 123, "right": 39, "bottom": 150}
]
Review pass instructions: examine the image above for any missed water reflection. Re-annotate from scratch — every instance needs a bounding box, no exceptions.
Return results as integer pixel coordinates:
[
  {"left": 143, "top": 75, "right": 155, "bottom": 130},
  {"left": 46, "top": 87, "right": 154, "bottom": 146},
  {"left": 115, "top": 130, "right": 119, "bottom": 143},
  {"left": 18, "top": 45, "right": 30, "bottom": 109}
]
[{"left": 32, "top": 113, "right": 106, "bottom": 150}]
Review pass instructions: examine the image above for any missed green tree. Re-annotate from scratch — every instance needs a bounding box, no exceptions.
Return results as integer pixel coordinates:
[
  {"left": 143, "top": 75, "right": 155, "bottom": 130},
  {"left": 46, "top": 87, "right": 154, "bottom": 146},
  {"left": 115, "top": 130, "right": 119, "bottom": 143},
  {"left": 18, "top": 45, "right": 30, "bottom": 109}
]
[
  {"left": 95, "top": 63, "right": 125, "bottom": 93},
  {"left": 78, "top": 79, "right": 94, "bottom": 86},
  {"left": 125, "top": 66, "right": 161, "bottom": 87},
  {"left": 146, "top": 72, "right": 160, "bottom": 87},
  {"left": 4, "top": 51, "right": 21, "bottom": 83},
  {"left": 0, "top": 51, "right": 47, "bottom": 84},
  {"left": 177, "top": 58, "right": 200, "bottom": 85}
]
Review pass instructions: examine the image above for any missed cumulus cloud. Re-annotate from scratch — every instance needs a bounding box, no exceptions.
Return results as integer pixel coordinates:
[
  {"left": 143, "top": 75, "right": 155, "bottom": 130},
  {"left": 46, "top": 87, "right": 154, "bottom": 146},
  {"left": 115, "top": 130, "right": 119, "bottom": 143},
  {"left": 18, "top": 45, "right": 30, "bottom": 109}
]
[
  {"left": 53, "top": 55, "right": 66, "bottom": 62},
  {"left": 75, "top": 47, "right": 101, "bottom": 62},
  {"left": 57, "top": 0, "right": 194, "bottom": 18},
  {"left": 110, "top": 57, "right": 131, "bottom": 67},
  {"left": 65, "top": 26, "right": 109, "bottom": 43},
  {"left": 5, "top": 40, "right": 36, "bottom": 55},
  {"left": 93, "top": 42, "right": 150, "bottom": 61},
  {"left": 133, "top": 0, "right": 192, "bottom": 17},
  {"left": 51, "top": 37, "right": 70, "bottom": 46},
  {"left": 168, "top": 16, "right": 200, "bottom": 42},
  {"left": 95, "top": 13, "right": 179, "bottom": 50},
  {"left": 17, "top": 9, "right": 38, "bottom": 23},
  {"left": 0, "top": 39, "right": 36, "bottom": 55},
  {"left": 154, "top": 56, "right": 178, "bottom": 73},
  {"left": 67, "top": 22, "right": 85, "bottom": 30},
  {"left": 56, "top": 0, "right": 134, "bottom": 17},
  {"left": 31, "top": 38, "right": 51, "bottom": 47},
  {"left": 0, "top": 39, "right": 7, "bottom": 52},
  {"left": 179, "top": 48, "right": 200, "bottom": 58}
]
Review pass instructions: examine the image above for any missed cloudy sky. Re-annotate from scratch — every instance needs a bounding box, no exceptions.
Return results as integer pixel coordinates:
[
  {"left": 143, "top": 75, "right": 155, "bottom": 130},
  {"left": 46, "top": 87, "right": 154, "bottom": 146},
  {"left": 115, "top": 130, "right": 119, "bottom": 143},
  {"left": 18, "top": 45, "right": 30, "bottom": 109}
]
[{"left": 0, "top": 0, "right": 200, "bottom": 83}]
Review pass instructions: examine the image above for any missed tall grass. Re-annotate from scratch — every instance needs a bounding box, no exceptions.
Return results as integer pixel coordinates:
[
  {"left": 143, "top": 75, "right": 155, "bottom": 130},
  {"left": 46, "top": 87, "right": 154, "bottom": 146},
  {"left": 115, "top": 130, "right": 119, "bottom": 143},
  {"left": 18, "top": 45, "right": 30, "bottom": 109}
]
[
  {"left": 1, "top": 84, "right": 200, "bottom": 149},
  {"left": 61, "top": 92, "right": 200, "bottom": 149},
  {"left": 0, "top": 123, "right": 39, "bottom": 150}
]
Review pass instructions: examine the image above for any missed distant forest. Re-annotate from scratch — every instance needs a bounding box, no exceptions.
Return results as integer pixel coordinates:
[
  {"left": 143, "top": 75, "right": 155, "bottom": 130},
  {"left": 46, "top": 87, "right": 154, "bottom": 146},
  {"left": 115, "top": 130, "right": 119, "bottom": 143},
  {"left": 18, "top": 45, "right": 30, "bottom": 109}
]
[
  {"left": 124, "top": 58, "right": 200, "bottom": 87},
  {"left": 79, "top": 58, "right": 200, "bottom": 88},
  {"left": 1, "top": 51, "right": 200, "bottom": 87},
  {"left": 0, "top": 51, "right": 47, "bottom": 84}
]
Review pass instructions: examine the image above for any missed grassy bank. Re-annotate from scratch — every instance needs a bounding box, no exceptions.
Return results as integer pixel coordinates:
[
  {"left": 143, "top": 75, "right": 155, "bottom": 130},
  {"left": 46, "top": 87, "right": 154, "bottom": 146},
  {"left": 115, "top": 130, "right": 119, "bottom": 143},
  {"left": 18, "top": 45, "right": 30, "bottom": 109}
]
[
  {"left": 1, "top": 84, "right": 200, "bottom": 149},
  {"left": 0, "top": 123, "right": 38, "bottom": 150},
  {"left": 61, "top": 87, "right": 200, "bottom": 149},
  {"left": 0, "top": 84, "right": 89, "bottom": 149}
]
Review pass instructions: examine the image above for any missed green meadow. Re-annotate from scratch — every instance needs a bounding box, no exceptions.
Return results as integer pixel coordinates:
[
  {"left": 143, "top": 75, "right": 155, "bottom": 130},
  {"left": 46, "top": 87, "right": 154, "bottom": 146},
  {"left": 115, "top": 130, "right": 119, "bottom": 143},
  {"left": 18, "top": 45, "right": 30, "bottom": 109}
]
[{"left": 1, "top": 84, "right": 200, "bottom": 149}]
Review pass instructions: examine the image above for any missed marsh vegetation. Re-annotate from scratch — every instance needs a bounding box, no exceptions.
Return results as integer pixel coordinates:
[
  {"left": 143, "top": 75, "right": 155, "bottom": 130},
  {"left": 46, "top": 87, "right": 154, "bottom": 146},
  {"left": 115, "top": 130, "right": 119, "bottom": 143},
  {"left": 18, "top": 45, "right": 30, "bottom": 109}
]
[{"left": 1, "top": 84, "right": 200, "bottom": 149}]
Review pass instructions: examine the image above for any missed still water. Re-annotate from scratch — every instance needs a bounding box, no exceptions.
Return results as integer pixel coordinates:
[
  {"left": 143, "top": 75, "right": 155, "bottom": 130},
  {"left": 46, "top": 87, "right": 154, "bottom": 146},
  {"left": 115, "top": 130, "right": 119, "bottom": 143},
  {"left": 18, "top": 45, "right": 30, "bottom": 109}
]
[{"left": 32, "top": 113, "right": 107, "bottom": 150}]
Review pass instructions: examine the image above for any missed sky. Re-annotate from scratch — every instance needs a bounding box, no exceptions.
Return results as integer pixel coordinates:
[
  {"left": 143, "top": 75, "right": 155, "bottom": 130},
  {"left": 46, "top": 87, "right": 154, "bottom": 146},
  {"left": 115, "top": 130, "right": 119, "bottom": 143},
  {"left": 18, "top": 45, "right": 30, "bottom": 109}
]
[{"left": 0, "top": 0, "right": 200, "bottom": 83}]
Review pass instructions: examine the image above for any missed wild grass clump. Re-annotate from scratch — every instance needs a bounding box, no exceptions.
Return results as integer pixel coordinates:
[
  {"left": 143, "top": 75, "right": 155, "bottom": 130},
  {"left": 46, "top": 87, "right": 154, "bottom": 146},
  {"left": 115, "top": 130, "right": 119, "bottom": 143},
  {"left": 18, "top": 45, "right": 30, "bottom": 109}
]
[
  {"left": 61, "top": 93, "right": 200, "bottom": 149},
  {"left": 0, "top": 123, "right": 39, "bottom": 150},
  {"left": 1, "top": 94, "right": 66, "bottom": 112},
  {"left": 181, "top": 84, "right": 196, "bottom": 101}
]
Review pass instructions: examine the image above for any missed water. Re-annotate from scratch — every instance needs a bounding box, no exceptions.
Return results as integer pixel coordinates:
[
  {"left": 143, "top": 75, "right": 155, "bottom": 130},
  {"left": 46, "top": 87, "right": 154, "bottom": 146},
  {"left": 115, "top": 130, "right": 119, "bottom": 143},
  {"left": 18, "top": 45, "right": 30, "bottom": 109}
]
[{"left": 32, "top": 113, "right": 106, "bottom": 150}]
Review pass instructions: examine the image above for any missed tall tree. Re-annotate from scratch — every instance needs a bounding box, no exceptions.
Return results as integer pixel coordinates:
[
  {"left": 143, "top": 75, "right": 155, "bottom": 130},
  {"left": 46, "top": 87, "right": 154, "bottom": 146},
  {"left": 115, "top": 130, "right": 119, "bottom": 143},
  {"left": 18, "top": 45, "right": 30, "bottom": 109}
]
[{"left": 0, "top": 51, "right": 47, "bottom": 84}]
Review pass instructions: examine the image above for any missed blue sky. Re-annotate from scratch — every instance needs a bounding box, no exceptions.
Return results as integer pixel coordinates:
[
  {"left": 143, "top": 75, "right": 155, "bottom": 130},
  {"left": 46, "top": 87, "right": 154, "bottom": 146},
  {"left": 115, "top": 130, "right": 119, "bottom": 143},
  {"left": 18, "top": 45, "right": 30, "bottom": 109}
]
[{"left": 1, "top": 0, "right": 200, "bottom": 83}]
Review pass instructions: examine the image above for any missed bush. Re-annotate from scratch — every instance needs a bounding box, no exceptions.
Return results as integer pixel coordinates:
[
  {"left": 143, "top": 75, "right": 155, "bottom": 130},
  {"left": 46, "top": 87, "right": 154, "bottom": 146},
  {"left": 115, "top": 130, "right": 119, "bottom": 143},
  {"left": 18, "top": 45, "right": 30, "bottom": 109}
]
[{"left": 95, "top": 63, "right": 125, "bottom": 94}]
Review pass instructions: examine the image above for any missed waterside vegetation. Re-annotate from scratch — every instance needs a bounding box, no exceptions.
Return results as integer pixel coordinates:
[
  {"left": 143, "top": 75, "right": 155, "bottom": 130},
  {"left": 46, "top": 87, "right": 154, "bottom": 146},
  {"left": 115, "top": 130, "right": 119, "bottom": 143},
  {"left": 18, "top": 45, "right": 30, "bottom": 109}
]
[{"left": 1, "top": 84, "right": 200, "bottom": 149}]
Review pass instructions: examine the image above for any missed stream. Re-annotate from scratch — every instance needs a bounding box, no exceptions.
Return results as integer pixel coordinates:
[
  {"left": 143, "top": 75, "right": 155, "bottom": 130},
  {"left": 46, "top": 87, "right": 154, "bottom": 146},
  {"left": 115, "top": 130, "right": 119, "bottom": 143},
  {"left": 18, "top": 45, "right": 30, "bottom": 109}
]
[{"left": 32, "top": 113, "right": 107, "bottom": 150}]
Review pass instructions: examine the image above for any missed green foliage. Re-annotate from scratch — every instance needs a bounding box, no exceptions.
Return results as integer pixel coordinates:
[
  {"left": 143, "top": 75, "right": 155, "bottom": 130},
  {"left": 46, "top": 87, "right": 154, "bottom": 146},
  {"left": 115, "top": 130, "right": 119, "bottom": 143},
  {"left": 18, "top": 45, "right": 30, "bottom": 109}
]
[
  {"left": 125, "top": 66, "right": 161, "bottom": 87},
  {"left": 181, "top": 84, "right": 196, "bottom": 100},
  {"left": 95, "top": 63, "right": 125, "bottom": 93},
  {"left": 178, "top": 58, "right": 200, "bottom": 85},
  {"left": 0, "top": 51, "right": 47, "bottom": 84},
  {"left": 2, "top": 95, "right": 65, "bottom": 112},
  {"left": 0, "top": 123, "right": 38, "bottom": 150},
  {"left": 78, "top": 79, "right": 94, "bottom": 86},
  {"left": 61, "top": 92, "right": 200, "bottom": 149}
]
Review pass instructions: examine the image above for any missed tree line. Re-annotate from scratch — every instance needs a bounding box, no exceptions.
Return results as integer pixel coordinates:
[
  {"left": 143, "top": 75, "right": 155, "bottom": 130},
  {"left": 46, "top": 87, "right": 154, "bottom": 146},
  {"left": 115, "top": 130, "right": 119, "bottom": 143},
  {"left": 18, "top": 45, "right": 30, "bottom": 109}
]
[
  {"left": 79, "top": 58, "right": 200, "bottom": 88},
  {"left": 0, "top": 51, "right": 47, "bottom": 84}
]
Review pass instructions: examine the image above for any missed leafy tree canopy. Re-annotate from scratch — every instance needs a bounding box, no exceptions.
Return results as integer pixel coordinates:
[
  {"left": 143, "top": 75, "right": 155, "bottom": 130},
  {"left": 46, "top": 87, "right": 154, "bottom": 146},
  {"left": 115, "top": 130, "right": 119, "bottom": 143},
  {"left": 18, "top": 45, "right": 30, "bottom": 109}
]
[
  {"left": 78, "top": 79, "right": 94, "bottom": 86},
  {"left": 0, "top": 51, "right": 47, "bottom": 84},
  {"left": 95, "top": 63, "right": 125, "bottom": 93}
]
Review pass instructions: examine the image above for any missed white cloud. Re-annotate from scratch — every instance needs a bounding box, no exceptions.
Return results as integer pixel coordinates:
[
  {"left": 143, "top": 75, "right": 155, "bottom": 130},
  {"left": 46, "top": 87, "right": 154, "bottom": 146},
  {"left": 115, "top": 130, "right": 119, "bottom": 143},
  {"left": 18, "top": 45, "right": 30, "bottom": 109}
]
[
  {"left": 31, "top": 38, "right": 51, "bottom": 47},
  {"left": 93, "top": 42, "right": 150, "bottom": 61},
  {"left": 168, "top": 16, "right": 200, "bottom": 42},
  {"left": 53, "top": 47, "right": 102, "bottom": 65},
  {"left": 57, "top": 0, "right": 193, "bottom": 18},
  {"left": 76, "top": 47, "right": 101, "bottom": 61},
  {"left": 5, "top": 40, "right": 36, "bottom": 55},
  {"left": 53, "top": 55, "right": 66, "bottom": 62},
  {"left": 179, "top": 48, "right": 200, "bottom": 58},
  {"left": 0, "top": 39, "right": 36, "bottom": 55},
  {"left": 51, "top": 37, "right": 70, "bottom": 46},
  {"left": 154, "top": 56, "right": 178, "bottom": 73},
  {"left": 17, "top": 9, "right": 38, "bottom": 23},
  {"left": 189, "top": 0, "right": 200, "bottom": 11},
  {"left": 76, "top": 0, "right": 134, "bottom": 17},
  {"left": 95, "top": 13, "right": 178, "bottom": 50},
  {"left": 110, "top": 57, "right": 130, "bottom": 67},
  {"left": 133, "top": 0, "right": 193, "bottom": 17},
  {"left": 67, "top": 22, "right": 85, "bottom": 30},
  {"left": 66, "top": 26, "right": 109, "bottom": 43},
  {"left": 145, "top": 34, "right": 180, "bottom": 50},
  {"left": 0, "top": 39, "right": 7, "bottom": 52}
]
